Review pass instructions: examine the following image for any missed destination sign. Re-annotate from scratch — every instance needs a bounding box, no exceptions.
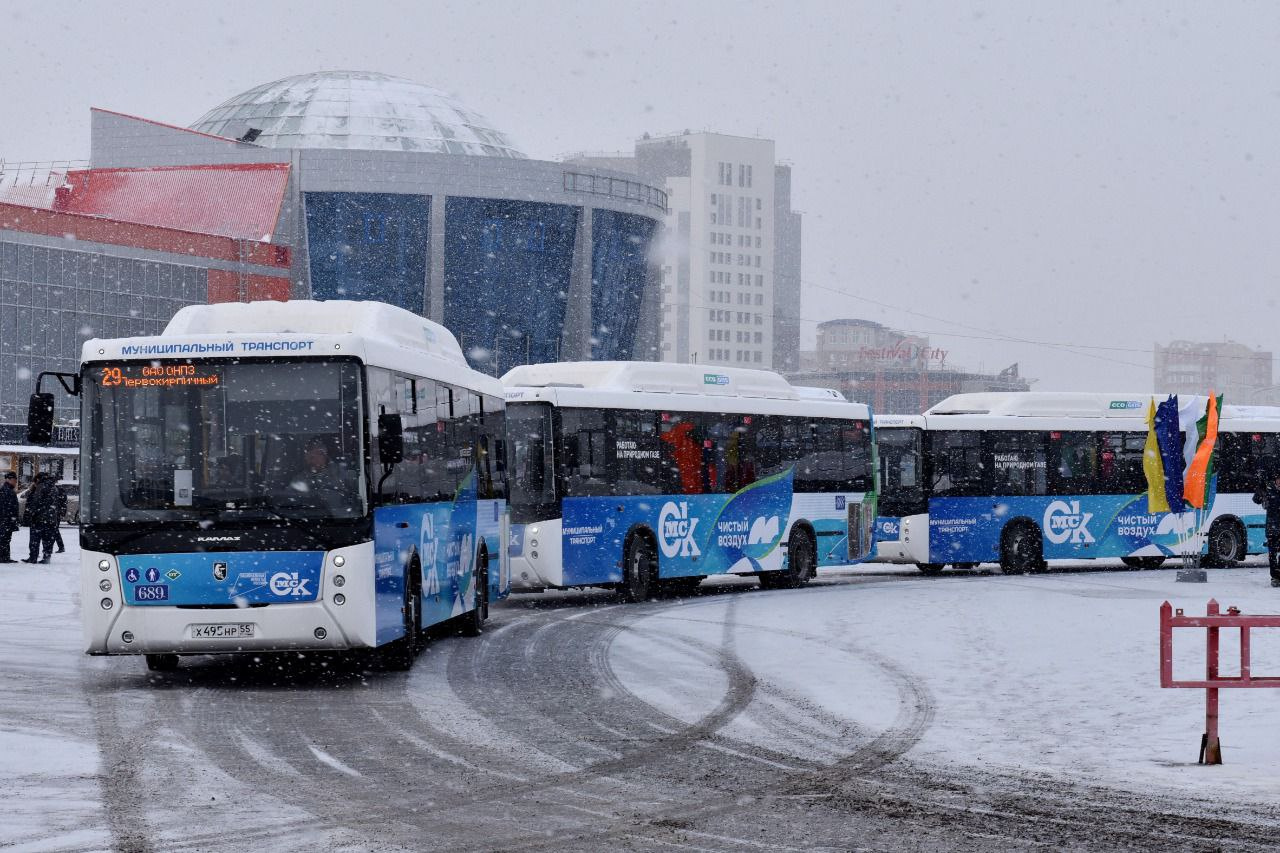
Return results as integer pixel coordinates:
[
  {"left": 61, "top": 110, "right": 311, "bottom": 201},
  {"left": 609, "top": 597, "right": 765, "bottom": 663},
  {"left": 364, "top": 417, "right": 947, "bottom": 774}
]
[{"left": 98, "top": 364, "right": 221, "bottom": 390}]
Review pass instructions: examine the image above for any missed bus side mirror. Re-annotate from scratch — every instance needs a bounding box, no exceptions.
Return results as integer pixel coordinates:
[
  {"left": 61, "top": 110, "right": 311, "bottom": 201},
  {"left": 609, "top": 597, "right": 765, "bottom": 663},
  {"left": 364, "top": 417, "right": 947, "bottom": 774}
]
[
  {"left": 378, "top": 413, "right": 404, "bottom": 465},
  {"left": 27, "top": 393, "right": 55, "bottom": 446}
]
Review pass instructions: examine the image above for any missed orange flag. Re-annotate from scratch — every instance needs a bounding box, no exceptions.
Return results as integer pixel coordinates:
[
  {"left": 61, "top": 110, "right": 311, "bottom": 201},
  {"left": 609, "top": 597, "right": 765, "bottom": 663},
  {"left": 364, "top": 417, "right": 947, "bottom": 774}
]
[{"left": 1183, "top": 392, "right": 1220, "bottom": 509}]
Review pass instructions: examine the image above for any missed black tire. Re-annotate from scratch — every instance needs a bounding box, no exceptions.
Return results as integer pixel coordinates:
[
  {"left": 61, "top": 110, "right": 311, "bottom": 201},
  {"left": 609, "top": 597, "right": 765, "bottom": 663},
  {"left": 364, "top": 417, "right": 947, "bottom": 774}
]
[
  {"left": 620, "top": 534, "right": 657, "bottom": 603},
  {"left": 461, "top": 553, "right": 488, "bottom": 637},
  {"left": 1202, "top": 519, "right": 1244, "bottom": 568},
  {"left": 916, "top": 563, "right": 945, "bottom": 576},
  {"left": 145, "top": 653, "right": 179, "bottom": 672},
  {"left": 762, "top": 528, "right": 815, "bottom": 590},
  {"left": 1000, "top": 522, "right": 1042, "bottom": 575},
  {"left": 1120, "top": 556, "right": 1167, "bottom": 570},
  {"left": 378, "top": 563, "right": 421, "bottom": 671}
]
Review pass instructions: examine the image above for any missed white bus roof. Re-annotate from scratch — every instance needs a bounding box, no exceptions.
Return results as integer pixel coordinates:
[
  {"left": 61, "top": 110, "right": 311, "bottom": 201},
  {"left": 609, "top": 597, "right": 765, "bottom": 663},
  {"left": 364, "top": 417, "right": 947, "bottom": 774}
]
[
  {"left": 923, "top": 392, "right": 1280, "bottom": 432},
  {"left": 503, "top": 361, "right": 871, "bottom": 420},
  {"left": 80, "top": 300, "right": 501, "bottom": 396}
]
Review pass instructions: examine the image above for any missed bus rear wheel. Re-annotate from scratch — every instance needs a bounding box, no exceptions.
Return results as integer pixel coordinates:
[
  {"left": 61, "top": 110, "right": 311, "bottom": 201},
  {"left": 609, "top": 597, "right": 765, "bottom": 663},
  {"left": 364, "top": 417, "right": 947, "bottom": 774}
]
[
  {"left": 1203, "top": 519, "right": 1244, "bottom": 568},
  {"left": 763, "top": 529, "right": 815, "bottom": 590},
  {"left": 1000, "top": 522, "right": 1042, "bottom": 575},
  {"left": 145, "top": 654, "right": 179, "bottom": 672},
  {"left": 620, "top": 535, "right": 657, "bottom": 603},
  {"left": 461, "top": 556, "right": 489, "bottom": 637}
]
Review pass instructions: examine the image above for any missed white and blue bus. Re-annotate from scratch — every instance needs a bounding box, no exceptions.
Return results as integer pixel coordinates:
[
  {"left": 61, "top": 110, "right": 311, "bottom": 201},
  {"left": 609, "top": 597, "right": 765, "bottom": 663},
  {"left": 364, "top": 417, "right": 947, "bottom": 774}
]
[
  {"left": 501, "top": 362, "right": 877, "bottom": 599},
  {"left": 50, "top": 300, "right": 508, "bottom": 671},
  {"left": 873, "top": 392, "right": 1280, "bottom": 574}
]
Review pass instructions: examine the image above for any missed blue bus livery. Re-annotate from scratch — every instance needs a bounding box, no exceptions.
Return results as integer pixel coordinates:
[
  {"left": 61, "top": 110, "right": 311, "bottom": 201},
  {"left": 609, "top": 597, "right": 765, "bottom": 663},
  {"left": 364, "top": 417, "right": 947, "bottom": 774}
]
[
  {"left": 873, "top": 392, "right": 1280, "bottom": 574},
  {"left": 502, "top": 362, "right": 877, "bottom": 599}
]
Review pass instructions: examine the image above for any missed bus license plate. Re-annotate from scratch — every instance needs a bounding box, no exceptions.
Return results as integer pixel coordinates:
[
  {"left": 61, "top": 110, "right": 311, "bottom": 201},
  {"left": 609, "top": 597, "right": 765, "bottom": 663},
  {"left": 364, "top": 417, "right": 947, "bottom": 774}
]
[{"left": 190, "top": 623, "right": 255, "bottom": 639}]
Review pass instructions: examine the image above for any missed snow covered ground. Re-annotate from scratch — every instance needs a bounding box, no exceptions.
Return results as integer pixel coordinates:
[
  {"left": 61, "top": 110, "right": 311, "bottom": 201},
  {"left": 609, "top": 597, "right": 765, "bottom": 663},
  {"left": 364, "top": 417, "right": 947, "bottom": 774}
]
[
  {"left": 4, "top": 527, "right": 1280, "bottom": 850},
  {"left": 613, "top": 559, "right": 1280, "bottom": 808}
]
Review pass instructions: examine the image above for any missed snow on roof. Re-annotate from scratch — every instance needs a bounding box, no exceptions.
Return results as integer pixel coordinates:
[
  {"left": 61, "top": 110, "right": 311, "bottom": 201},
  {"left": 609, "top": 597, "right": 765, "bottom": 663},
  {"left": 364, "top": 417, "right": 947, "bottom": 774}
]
[
  {"left": 793, "top": 386, "right": 848, "bottom": 402},
  {"left": 53, "top": 164, "right": 290, "bottom": 242},
  {"left": 162, "top": 300, "right": 467, "bottom": 365},
  {"left": 189, "top": 71, "right": 527, "bottom": 158},
  {"left": 927, "top": 392, "right": 1162, "bottom": 418},
  {"left": 503, "top": 361, "right": 800, "bottom": 400}
]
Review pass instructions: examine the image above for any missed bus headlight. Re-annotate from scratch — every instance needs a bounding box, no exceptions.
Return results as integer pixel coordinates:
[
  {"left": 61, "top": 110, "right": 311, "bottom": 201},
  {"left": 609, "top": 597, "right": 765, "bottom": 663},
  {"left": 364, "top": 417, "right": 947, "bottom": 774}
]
[
  {"left": 100, "top": 598, "right": 113, "bottom": 610},
  {"left": 98, "top": 560, "right": 111, "bottom": 571},
  {"left": 99, "top": 579, "right": 112, "bottom": 592},
  {"left": 333, "top": 555, "right": 345, "bottom": 567}
]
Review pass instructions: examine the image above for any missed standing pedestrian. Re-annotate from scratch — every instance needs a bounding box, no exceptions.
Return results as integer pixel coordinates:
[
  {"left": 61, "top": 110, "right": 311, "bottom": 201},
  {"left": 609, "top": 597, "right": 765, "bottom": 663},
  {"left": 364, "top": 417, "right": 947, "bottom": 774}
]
[
  {"left": 51, "top": 481, "right": 67, "bottom": 553},
  {"left": 22, "top": 473, "right": 58, "bottom": 564},
  {"left": 1252, "top": 466, "right": 1280, "bottom": 587},
  {"left": 0, "top": 471, "right": 18, "bottom": 563}
]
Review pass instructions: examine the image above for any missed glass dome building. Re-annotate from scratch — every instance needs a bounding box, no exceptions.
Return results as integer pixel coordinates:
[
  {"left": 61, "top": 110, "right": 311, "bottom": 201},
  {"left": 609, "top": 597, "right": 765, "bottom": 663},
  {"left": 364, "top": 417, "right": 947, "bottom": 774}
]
[
  {"left": 190, "top": 71, "right": 527, "bottom": 158},
  {"left": 182, "top": 71, "right": 666, "bottom": 373}
]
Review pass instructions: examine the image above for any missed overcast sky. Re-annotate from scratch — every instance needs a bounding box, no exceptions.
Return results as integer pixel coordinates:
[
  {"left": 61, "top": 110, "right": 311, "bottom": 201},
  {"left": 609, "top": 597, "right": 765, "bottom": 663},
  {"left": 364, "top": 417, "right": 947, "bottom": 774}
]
[{"left": 2, "top": 0, "right": 1277, "bottom": 392}]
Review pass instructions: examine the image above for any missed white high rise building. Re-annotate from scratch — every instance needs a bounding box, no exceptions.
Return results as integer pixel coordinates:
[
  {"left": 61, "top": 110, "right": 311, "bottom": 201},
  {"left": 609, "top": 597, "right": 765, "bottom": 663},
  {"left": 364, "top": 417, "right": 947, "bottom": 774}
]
[{"left": 570, "top": 132, "right": 799, "bottom": 369}]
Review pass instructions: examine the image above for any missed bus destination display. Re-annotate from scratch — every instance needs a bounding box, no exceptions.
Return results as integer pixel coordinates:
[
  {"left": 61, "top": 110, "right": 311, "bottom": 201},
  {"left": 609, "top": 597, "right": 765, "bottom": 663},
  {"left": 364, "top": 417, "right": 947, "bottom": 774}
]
[{"left": 98, "top": 364, "right": 221, "bottom": 390}]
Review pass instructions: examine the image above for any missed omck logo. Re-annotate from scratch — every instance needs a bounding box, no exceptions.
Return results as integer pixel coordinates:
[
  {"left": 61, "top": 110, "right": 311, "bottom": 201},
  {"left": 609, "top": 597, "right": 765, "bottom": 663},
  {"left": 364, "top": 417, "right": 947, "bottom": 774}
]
[
  {"left": 1043, "top": 500, "right": 1095, "bottom": 544},
  {"left": 212, "top": 562, "right": 228, "bottom": 581},
  {"left": 658, "top": 501, "right": 701, "bottom": 558},
  {"left": 269, "top": 571, "right": 312, "bottom": 597}
]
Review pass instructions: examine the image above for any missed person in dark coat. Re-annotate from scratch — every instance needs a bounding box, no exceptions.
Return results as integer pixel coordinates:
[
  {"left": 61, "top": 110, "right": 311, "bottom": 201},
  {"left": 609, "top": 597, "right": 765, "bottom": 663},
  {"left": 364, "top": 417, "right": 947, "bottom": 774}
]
[
  {"left": 51, "top": 483, "right": 67, "bottom": 553},
  {"left": 22, "top": 474, "right": 58, "bottom": 564},
  {"left": 1252, "top": 467, "right": 1280, "bottom": 587},
  {"left": 0, "top": 471, "right": 18, "bottom": 563}
]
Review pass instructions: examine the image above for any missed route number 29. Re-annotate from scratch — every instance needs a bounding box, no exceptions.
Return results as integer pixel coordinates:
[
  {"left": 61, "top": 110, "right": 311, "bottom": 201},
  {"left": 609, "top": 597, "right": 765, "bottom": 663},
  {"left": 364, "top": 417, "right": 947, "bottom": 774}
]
[{"left": 101, "top": 367, "right": 123, "bottom": 387}]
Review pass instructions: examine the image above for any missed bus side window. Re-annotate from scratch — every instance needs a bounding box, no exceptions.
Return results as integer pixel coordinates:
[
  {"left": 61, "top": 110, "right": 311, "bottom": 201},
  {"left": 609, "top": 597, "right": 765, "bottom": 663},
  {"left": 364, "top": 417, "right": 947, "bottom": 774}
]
[
  {"left": 1049, "top": 432, "right": 1097, "bottom": 495},
  {"left": 1097, "top": 432, "right": 1146, "bottom": 495},
  {"left": 559, "top": 409, "right": 610, "bottom": 496},
  {"left": 930, "top": 431, "right": 984, "bottom": 496}
]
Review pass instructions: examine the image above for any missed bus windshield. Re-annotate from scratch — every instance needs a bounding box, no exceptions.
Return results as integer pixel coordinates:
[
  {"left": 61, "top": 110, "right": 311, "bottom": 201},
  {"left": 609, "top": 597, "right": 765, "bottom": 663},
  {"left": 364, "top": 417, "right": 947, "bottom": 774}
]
[{"left": 84, "top": 359, "right": 365, "bottom": 524}]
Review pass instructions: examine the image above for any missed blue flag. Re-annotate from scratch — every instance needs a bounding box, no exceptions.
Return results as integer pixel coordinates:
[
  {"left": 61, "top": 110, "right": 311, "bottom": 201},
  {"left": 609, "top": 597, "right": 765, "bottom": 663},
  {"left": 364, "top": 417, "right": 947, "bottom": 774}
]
[{"left": 1154, "top": 394, "right": 1184, "bottom": 514}]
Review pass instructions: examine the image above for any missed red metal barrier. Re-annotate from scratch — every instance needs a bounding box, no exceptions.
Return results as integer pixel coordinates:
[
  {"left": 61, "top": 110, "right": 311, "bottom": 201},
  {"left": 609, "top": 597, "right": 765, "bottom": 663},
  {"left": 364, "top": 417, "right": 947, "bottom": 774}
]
[{"left": 1160, "top": 599, "right": 1280, "bottom": 764}]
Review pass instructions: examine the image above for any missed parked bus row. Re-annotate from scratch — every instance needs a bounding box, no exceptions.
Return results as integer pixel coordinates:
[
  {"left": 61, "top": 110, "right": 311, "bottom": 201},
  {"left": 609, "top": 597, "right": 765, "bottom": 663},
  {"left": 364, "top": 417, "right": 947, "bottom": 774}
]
[
  {"left": 873, "top": 393, "right": 1280, "bottom": 575},
  {"left": 30, "top": 300, "right": 878, "bottom": 672}
]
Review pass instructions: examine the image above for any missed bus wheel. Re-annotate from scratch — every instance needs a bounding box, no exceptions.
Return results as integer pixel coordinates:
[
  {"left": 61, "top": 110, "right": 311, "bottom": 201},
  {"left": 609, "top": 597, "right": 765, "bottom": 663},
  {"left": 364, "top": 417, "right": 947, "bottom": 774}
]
[
  {"left": 1203, "top": 519, "right": 1244, "bottom": 568},
  {"left": 916, "top": 563, "right": 945, "bottom": 576},
  {"left": 145, "top": 654, "right": 179, "bottom": 672},
  {"left": 462, "top": 557, "right": 489, "bottom": 637},
  {"left": 765, "top": 529, "right": 815, "bottom": 590},
  {"left": 620, "top": 535, "right": 657, "bottom": 602},
  {"left": 1120, "top": 556, "right": 1166, "bottom": 570},
  {"left": 379, "top": 566, "right": 422, "bottom": 670},
  {"left": 1000, "top": 522, "right": 1042, "bottom": 575}
]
